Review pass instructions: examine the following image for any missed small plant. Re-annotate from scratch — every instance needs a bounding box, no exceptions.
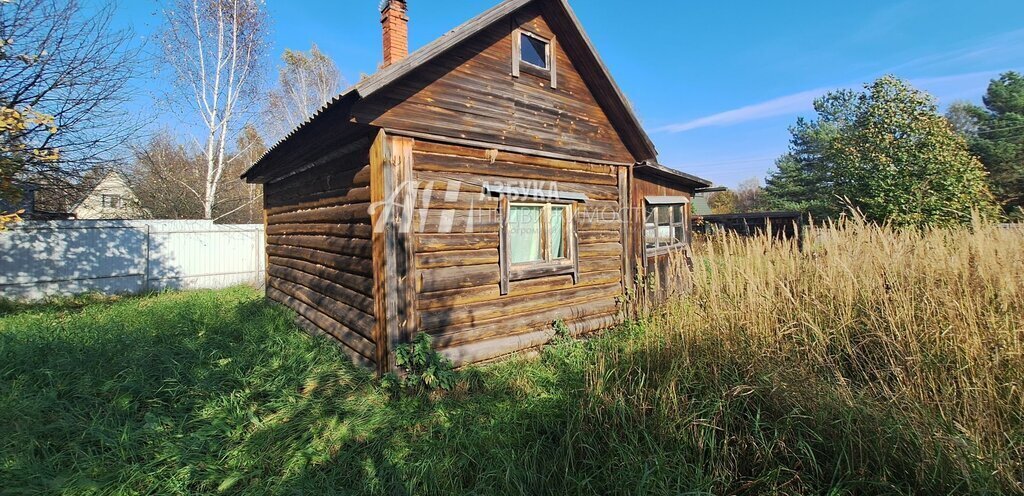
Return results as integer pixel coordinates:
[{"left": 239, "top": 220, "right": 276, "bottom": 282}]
[
  {"left": 551, "top": 319, "right": 571, "bottom": 343},
  {"left": 381, "top": 333, "right": 458, "bottom": 394}
]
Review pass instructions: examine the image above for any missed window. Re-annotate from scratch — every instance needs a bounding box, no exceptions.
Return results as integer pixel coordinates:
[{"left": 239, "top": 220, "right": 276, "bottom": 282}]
[
  {"left": 644, "top": 201, "right": 688, "bottom": 254},
  {"left": 519, "top": 32, "right": 548, "bottom": 69},
  {"left": 500, "top": 199, "right": 577, "bottom": 294},
  {"left": 101, "top": 194, "right": 123, "bottom": 209},
  {"left": 512, "top": 29, "right": 557, "bottom": 88}
]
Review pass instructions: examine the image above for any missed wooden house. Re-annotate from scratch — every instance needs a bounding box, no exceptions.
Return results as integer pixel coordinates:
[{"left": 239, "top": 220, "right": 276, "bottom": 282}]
[{"left": 242, "top": 0, "right": 711, "bottom": 372}]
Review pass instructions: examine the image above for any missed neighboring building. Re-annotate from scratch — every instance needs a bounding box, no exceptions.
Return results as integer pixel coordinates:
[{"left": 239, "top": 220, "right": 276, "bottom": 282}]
[
  {"left": 242, "top": 0, "right": 712, "bottom": 372},
  {"left": 69, "top": 171, "right": 147, "bottom": 220},
  {"left": 0, "top": 183, "right": 75, "bottom": 220}
]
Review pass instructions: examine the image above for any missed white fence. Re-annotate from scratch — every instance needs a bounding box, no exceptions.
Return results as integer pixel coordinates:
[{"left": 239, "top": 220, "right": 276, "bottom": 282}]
[{"left": 0, "top": 220, "right": 265, "bottom": 300}]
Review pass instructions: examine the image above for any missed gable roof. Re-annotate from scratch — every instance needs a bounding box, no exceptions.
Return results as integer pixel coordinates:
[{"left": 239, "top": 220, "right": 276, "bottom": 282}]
[{"left": 243, "top": 0, "right": 657, "bottom": 182}]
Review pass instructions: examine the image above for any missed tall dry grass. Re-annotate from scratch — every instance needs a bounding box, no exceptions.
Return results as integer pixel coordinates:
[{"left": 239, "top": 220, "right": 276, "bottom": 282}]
[{"left": 586, "top": 218, "right": 1024, "bottom": 493}]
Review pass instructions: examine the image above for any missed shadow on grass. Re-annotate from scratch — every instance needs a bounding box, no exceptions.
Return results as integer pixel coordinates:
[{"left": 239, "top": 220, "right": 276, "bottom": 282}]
[
  {"left": 0, "top": 288, "right": 1011, "bottom": 495},
  {"left": 0, "top": 287, "right": 590, "bottom": 495}
]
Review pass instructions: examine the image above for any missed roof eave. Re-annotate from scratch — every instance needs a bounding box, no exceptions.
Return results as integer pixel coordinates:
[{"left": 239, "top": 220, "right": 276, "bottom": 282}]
[{"left": 635, "top": 161, "right": 713, "bottom": 189}]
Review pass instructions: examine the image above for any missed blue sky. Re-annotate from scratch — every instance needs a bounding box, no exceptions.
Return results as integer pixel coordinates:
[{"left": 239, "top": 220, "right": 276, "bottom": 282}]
[{"left": 115, "top": 0, "right": 1024, "bottom": 188}]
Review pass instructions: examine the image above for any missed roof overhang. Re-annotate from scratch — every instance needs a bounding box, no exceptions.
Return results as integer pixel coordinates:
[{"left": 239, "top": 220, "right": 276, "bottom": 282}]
[{"left": 634, "top": 161, "right": 713, "bottom": 189}]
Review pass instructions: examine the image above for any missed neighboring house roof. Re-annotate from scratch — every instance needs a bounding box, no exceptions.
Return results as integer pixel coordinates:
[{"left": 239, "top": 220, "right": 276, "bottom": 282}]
[
  {"left": 691, "top": 194, "right": 712, "bottom": 216},
  {"left": 68, "top": 170, "right": 134, "bottom": 213},
  {"left": 243, "top": 0, "right": 658, "bottom": 181}
]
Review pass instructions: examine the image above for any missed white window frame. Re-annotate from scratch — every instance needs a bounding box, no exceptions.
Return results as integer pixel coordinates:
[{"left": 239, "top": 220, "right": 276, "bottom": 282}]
[{"left": 644, "top": 198, "right": 690, "bottom": 256}]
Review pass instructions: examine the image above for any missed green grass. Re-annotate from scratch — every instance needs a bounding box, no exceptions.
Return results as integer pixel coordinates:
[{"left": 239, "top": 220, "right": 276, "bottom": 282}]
[{"left": 0, "top": 266, "right": 1020, "bottom": 494}]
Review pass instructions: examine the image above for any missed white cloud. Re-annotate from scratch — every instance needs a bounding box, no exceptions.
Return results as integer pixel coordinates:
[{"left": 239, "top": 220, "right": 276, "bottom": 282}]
[{"left": 655, "top": 88, "right": 828, "bottom": 133}]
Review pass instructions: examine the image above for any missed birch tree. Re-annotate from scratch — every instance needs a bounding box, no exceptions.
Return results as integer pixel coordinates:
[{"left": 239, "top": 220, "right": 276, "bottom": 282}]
[
  {"left": 160, "top": 0, "right": 269, "bottom": 219},
  {"left": 264, "top": 44, "right": 343, "bottom": 142}
]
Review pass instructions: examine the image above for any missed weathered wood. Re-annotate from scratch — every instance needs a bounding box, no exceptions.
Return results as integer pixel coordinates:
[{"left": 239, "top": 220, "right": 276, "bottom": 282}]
[
  {"left": 414, "top": 209, "right": 500, "bottom": 234},
  {"left": 419, "top": 263, "right": 501, "bottom": 293},
  {"left": 390, "top": 135, "right": 419, "bottom": 370},
  {"left": 267, "top": 286, "right": 376, "bottom": 362},
  {"left": 267, "top": 235, "right": 373, "bottom": 259},
  {"left": 415, "top": 169, "right": 620, "bottom": 201},
  {"left": 266, "top": 222, "right": 372, "bottom": 239},
  {"left": 416, "top": 248, "right": 499, "bottom": 269},
  {"left": 578, "top": 229, "right": 620, "bottom": 244},
  {"left": 265, "top": 186, "right": 370, "bottom": 216},
  {"left": 617, "top": 165, "right": 632, "bottom": 290},
  {"left": 416, "top": 233, "right": 499, "bottom": 252},
  {"left": 436, "top": 307, "right": 621, "bottom": 365},
  {"left": 417, "top": 269, "right": 621, "bottom": 311},
  {"left": 419, "top": 281, "right": 619, "bottom": 331},
  {"left": 292, "top": 313, "right": 375, "bottom": 369},
  {"left": 578, "top": 256, "right": 620, "bottom": 273},
  {"left": 268, "top": 264, "right": 375, "bottom": 316},
  {"left": 266, "top": 202, "right": 372, "bottom": 225},
  {"left": 351, "top": 14, "right": 640, "bottom": 165},
  {"left": 370, "top": 129, "right": 391, "bottom": 373},
  {"left": 498, "top": 195, "right": 510, "bottom": 295},
  {"left": 268, "top": 276, "right": 376, "bottom": 339},
  {"left": 413, "top": 151, "right": 616, "bottom": 186},
  {"left": 267, "top": 245, "right": 373, "bottom": 277},
  {"left": 578, "top": 242, "right": 622, "bottom": 258},
  {"left": 269, "top": 256, "right": 374, "bottom": 297}
]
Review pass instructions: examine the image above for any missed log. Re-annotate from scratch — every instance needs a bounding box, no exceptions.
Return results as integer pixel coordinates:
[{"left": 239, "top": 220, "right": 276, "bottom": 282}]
[
  {"left": 267, "top": 235, "right": 373, "bottom": 259},
  {"left": 267, "top": 245, "right": 373, "bottom": 277},
  {"left": 268, "top": 276, "right": 376, "bottom": 340},
  {"left": 268, "top": 264, "right": 375, "bottom": 316},
  {"left": 418, "top": 281, "right": 620, "bottom": 331},
  {"left": 417, "top": 269, "right": 621, "bottom": 310},
  {"left": 265, "top": 186, "right": 371, "bottom": 216},
  {"left": 266, "top": 222, "right": 372, "bottom": 239},
  {"left": 269, "top": 256, "right": 374, "bottom": 297},
  {"left": 416, "top": 248, "right": 500, "bottom": 269},
  {"left": 416, "top": 233, "right": 499, "bottom": 252},
  {"left": 435, "top": 306, "right": 622, "bottom": 365},
  {"left": 267, "top": 286, "right": 376, "bottom": 363},
  {"left": 418, "top": 263, "right": 501, "bottom": 293},
  {"left": 267, "top": 202, "right": 372, "bottom": 225}
]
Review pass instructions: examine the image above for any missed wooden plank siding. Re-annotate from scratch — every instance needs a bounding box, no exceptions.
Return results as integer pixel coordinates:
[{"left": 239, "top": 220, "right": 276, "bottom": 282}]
[
  {"left": 262, "top": 142, "right": 378, "bottom": 368},
  {"left": 350, "top": 3, "right": 635, "bottom": 165},
  {"left": 631, "top": 171, "right": 696, "bottom": 299},
  {"left": 408, "top": 139, "right": 626, "bottom": 366}
]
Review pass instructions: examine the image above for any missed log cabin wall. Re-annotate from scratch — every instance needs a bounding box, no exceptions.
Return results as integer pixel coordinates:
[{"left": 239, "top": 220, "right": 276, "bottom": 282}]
[
  {"left": 262, "top": 142, "right": 378, "bottom": 369},
  {"left": 409, "top": 139, "right": 626, "bottom": 366},
  {"left": 631, "top": 172, "right": 696, "bottom": 297},
  {"left": 350, "top": 3, "right": 636, "bottom": 165}
]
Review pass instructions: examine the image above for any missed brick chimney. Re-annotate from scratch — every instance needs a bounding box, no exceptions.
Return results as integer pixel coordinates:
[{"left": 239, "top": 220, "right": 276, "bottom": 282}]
[{"left": 381, "top": 0, "right": 409, "bottom": 67}]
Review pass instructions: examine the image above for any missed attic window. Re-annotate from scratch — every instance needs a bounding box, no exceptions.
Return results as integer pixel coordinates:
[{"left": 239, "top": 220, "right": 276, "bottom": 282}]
[
  {"left": 512, "top": 29, "right": 557, "bottom": 88},
  {"left": 520, "top": 32, "right": 548, "bottom": 68}
]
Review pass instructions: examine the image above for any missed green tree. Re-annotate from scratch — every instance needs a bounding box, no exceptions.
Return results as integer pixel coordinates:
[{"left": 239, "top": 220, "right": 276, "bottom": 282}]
[
  {"left": 763, "top": 76, "right": 997, "bottom": 227},
  {"left": 761, "top": 91, "right": 856, "bottom": 220},
  {"left": 706, "top": 190, "right": 737, "bottom": 214},
  {"left": 962, "top": 72, "right": 1024, "bottom": 217},
  {"left": 832, "top": 76, "right": 997, "bottom": 227}
]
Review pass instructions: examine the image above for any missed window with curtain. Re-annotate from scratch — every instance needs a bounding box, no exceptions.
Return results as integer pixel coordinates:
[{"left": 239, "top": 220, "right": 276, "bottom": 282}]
[
  {"left": 644, "top": 202, "right": 687, "bottom": 254},
  {"left": 502, "top": 201, "right": 576, "bottom": 292},
  {"left": 508, "top": 203, "right": 570, "bottom": 264}
]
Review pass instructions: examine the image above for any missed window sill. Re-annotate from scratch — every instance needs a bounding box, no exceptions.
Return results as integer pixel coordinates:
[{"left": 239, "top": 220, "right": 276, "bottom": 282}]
[
  {"left": 509, "top": 261, "right": 575, "bottom": 281},
  {"left": 645, "top": 244, "right": 688, "bottom": 258}
]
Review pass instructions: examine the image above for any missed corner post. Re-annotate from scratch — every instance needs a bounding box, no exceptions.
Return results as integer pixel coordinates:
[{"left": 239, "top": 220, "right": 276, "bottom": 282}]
[
  {"left": 617, "top": 165, "right": 633, "bottom": 293},
  {"left": 370, "top": 130, "right": 418, "bottom": 374}
]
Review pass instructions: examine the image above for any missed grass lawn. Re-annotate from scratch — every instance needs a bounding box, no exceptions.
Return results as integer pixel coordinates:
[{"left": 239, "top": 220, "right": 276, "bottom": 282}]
[{"left": 1, "top": 221, "right": 1022, "bottom": 495}]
